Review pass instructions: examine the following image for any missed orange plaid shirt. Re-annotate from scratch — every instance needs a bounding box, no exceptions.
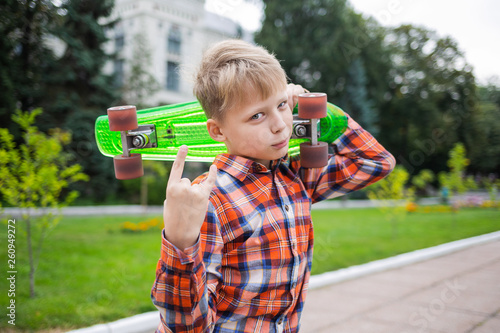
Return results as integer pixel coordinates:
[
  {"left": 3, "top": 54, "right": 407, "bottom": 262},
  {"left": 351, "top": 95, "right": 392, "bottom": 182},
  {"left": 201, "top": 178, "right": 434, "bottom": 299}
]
[{"left": 152, "top": 115, "right": 395, "bottom": 332}]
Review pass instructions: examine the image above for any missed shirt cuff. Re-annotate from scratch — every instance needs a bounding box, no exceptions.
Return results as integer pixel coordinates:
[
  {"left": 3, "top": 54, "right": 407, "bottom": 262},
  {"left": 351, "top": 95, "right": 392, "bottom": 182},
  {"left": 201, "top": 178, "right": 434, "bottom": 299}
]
[{"left": 160, "top": 229, "right": 201, "bottom": 271}]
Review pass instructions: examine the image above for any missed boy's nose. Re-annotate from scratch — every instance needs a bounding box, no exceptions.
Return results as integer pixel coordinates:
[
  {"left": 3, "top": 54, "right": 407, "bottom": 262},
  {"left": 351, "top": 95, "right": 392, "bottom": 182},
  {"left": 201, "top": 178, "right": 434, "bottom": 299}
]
[{"left": 270, "top": 112, "right": 287, "bottom": 134}]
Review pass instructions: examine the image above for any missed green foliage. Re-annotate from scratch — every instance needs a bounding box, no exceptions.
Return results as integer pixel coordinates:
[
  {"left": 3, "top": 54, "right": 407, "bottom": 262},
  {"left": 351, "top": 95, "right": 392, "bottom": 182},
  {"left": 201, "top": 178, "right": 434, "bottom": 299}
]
[
  {"left": 411, "top": 169, "right": 435, "bottom": 190},
  {"left": 0, "top": 109, "right": 88, "bottom": 208},
  {"left": 255, "top": 2, "right": 500, "bottom": 177},
  {"left": 256, "top": 0, "right": 391, "bottom": 124},
  {"left": 366, "top": 165, "right": 414, "bottom": 237},
  {"left": 469, "top": 82, "right": 500, "bottom": 173},
  {"left": 410, "top": 169, "right": 436, "bottom": 197},
  {"left": 481, "top": 177, "right": 500, "bottom": 202},
  {"left": 342, "top": 57, "right": 378, "bottom": 135},
  {"left": 0, "top": 0, "right": 58, "bottom": 134},
  {"left": 438, "top": 143, "right": 476, "bottom": 195},
  {"left": 37, "top": 0, "right": 120, "bottom": 201},
  {"left": 366, "top": 165, "right": 412, "bottom": 202},
  {"left": 379, "top": 25, "right": 478, "bottom": 174},
  {"left": 41, "top": 0, "right": 117, "bottom": 118},
  {"left": 0, "top": 0, "right": 119, "bottom": 202},
  {"left": 140, "top": 161, "right": 169, "bottom": 206},
  {"left": 0, "top": 109, "right": 88, "bottom": 297}
]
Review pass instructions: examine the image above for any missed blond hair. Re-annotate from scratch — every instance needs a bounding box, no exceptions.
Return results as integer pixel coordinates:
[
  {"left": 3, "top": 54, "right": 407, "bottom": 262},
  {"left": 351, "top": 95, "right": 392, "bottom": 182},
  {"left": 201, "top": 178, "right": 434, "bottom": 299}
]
[{"left": 194, "top": 39, "right": 288, "bottom": 121}]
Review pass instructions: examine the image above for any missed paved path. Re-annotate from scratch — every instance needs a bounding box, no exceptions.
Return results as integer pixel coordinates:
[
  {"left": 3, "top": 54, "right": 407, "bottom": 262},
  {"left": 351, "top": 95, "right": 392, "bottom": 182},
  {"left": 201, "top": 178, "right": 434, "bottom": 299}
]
[
  {"left": 300, "top": 240, "right": 500, "bottom": 333},
  {"left": 3, "top": 198, "right": 443, "bottom": 218}
]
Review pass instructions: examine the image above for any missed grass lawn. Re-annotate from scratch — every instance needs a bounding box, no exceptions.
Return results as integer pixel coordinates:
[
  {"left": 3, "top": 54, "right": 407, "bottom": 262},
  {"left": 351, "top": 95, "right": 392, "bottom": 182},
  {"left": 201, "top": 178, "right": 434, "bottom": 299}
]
[{"left": 1, "top": 207, "right": 499, "bottom": 331}]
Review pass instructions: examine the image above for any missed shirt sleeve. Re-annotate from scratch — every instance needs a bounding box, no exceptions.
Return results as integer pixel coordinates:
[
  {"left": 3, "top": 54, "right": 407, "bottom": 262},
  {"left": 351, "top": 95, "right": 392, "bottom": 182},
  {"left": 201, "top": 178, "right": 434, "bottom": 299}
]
[
  {"left": 151, "top": 200, "right": 223, "bottom": 332},
  {"left": 296, "top": 112, "right": 396, "bottom": 203}
]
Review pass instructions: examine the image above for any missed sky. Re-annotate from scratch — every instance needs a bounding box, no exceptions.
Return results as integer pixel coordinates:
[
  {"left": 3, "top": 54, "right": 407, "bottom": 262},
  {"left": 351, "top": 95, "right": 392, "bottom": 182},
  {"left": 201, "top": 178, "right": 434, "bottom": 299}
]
[{"left": 205, "top": 0, "right": 500, "bottom": 85}]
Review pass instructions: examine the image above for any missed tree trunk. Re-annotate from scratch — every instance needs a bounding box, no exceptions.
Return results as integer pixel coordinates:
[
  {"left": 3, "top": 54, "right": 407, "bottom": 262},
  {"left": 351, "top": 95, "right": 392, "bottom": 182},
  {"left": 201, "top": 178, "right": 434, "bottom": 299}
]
[{"left": 141, "top": 176, "right": 148, "bottom": 211}]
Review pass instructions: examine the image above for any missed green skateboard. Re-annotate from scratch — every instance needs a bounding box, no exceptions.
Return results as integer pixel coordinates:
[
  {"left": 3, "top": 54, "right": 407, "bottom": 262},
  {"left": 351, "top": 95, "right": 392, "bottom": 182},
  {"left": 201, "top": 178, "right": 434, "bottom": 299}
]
[{"left": 95, "top": 93, "right": 348, "bottom": 179}]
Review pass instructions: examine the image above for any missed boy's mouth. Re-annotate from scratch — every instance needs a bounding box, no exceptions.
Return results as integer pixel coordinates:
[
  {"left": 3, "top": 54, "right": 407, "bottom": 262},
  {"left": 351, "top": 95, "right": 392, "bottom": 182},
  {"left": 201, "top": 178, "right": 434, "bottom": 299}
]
[{"left": 272, "top": 139, "right": 289, "bottom": 149}]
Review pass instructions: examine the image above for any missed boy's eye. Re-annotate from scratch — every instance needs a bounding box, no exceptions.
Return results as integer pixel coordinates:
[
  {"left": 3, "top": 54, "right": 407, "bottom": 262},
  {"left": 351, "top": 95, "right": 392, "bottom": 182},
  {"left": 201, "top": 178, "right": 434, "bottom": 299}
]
[
  {"left": 251, "top": 113, "right": 263, "bottom": 120},
  {"left": 278, "top": 101, "right": 287, "bottom": 109}
]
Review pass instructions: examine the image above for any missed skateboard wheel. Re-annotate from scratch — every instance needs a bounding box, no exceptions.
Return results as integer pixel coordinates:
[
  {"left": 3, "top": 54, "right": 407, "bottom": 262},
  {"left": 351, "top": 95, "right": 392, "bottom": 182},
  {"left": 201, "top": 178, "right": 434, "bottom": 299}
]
[
  {"left": 113, "top": 154, "right": 144, "bottom": 179},
  {"left": 107, "top": 105, "right": 138, "bottom": 131},
  {"left": 300, "top": 141, "right": 328, "bottom": 168},
  {"left": 298, "top": 93, "right": 327, "bottom": 119}
]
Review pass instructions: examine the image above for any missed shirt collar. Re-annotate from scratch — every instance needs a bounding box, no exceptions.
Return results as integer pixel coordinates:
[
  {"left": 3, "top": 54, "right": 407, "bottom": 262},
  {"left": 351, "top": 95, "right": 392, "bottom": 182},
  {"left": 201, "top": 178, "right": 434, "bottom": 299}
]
[{"left": 214, "top": 154, "right": 287, "bottom": 182}]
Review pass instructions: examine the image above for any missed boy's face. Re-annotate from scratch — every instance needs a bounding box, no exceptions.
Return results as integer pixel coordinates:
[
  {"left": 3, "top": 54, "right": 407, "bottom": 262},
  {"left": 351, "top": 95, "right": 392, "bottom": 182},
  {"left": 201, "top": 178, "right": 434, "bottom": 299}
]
[{"left": 208, "top": 88, "right": 292, "bottom": 168}]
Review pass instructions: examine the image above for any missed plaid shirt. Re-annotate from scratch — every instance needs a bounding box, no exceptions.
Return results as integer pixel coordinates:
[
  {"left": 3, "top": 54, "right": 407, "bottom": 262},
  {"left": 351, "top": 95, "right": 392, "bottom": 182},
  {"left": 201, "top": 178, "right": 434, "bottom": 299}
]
[{"left": 152, "top": 115, "right": 395, "bottom": 332}]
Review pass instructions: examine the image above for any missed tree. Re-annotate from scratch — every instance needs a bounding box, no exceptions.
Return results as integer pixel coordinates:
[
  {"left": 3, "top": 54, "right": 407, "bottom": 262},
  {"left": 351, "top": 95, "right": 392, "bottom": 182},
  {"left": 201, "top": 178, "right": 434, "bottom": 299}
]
[
  {"left": 379, "top": 25, "right": 478, "bottom": 175},
  {"left": 366, "top": 165, "right": 413, "bottom": 238},
  {"left": 437, "top": 143, "right": 476, "bottom": 226},
  {"left": 0, "top": 0, "right": 57, "bottom": 135},
  {"left": 39, "top": 0, "right": 120, "bottom": 201},
  {"left": 438, "top": 142, "right": 476, "bottom": 196},
  {"left": 470, "top": 81, "right": 500, "bottom": 174},
  {"left": 410, "top": 169, "right": 435, "bottom": 197},
  {"left": 41, "top": 0, "right": 118, "bottom": 123},
  {"left": 255, "top": 0, "right": 391, "bottom": 128},
  {"left": 341, "top": 57, "right": 378, "bottom": 135},
  {"left": 0, "top": 109, "right": 88, "bottom": 297}
]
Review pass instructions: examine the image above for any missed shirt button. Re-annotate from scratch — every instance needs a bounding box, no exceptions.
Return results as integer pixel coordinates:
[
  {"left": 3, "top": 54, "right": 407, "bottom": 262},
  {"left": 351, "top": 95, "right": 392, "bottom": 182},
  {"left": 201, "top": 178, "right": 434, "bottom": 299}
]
[
  {"left": 285, "top": 205, "right": 290, "bottom": 212},
  {"left": 278, "top": 318, "right": 284, "bottom": 324}
]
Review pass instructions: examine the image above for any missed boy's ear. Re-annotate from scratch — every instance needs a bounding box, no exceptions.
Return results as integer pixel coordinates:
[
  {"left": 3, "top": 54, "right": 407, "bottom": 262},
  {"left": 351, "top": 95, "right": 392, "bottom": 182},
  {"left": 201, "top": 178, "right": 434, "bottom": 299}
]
[{"left": 206, "top": 119, "right": 226, "bottom": 142}]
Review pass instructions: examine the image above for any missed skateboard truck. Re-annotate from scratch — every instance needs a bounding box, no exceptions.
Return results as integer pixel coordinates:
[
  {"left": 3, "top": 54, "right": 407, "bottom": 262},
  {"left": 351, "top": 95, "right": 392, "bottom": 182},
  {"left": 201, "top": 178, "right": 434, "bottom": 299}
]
[
  {"left": 293, "top": 93, "right": 329, "bottom": 168},
  {"left": 119, "top": 125, "right": 157, "bottom": 155},
  {"left": 107, "top": 106, "right": 159, "bottom": 179},
  {"left": 292, "top": 117, "right": 320, "bottom": 143}
]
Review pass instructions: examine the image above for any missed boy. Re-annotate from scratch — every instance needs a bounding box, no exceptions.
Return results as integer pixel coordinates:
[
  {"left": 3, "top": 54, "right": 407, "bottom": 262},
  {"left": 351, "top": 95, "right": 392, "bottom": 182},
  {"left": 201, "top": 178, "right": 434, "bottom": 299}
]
[{"left": 151, "top": 39, "right": 395, "bottom": 332}]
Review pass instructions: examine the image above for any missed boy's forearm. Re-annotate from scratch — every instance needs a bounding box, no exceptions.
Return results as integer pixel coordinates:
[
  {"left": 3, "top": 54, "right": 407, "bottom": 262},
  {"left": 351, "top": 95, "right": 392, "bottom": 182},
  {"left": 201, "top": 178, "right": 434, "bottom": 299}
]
[
  {"left": 329, "top": 115, "right": 395, "bottom": 190},
  {"left": 151, "top": 232, "right": 213, "bottom": 331},
  {"left": 335, "top": 115, "right": 395, "bottom": 175},
  {"left": 301, "top": 113, "right": 395, "bottom": 201},
  {"left": 152, "top": 205, "right": 223, "bottom": 332}
]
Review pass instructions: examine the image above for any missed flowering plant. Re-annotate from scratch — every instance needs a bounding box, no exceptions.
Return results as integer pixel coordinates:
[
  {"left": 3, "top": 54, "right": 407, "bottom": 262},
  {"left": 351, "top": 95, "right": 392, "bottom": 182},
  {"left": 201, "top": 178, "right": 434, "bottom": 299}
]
[{"left": 120, "top": 217, "right": 163, "bottom": 233}]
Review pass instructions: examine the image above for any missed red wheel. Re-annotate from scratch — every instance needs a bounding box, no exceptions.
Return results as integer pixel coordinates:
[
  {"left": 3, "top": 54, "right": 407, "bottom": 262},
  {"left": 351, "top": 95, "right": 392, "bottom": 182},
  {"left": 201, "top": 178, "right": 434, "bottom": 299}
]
[
  {"left": 300, "top": 141, "right": 328, "bottom": 168},
  {"left": 298, "top": 93, "right": 327, "bottom": 119},
  {"left": 113, "top": 154, "right": 144, "bottom": 179},
  {"left": 107, "top": 105, "right": 138, "bottom": 131}
]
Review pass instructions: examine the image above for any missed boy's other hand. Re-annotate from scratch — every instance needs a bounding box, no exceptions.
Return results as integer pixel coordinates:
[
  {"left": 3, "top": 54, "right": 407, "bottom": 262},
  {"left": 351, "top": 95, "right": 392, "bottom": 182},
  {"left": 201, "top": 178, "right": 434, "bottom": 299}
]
[
  {"left": 163, "top": 145, "right": 217, "bottom": 251},
  {"left": 287, "top": 83, "right": 308, "bottom": 111}
]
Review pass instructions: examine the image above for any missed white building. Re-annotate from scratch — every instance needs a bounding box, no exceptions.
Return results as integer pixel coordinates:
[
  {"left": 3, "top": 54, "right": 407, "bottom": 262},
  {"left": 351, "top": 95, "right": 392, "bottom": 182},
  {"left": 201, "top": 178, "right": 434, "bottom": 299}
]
[{"left": 105, "top": 0, "right": 253, "bottom": 106}]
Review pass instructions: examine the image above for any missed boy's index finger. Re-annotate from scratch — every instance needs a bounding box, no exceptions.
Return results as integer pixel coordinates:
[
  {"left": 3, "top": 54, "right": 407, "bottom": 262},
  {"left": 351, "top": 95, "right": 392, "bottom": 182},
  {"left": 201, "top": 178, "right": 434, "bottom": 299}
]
[{"left": 168, "top": 145, "right": 188, "bottom": 183}]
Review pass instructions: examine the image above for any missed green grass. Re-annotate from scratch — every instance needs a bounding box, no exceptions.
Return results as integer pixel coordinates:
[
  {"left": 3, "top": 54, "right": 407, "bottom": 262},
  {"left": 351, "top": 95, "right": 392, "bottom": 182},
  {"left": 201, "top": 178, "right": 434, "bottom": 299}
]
[
  {"left": 0, "top": 215, "right": 161, "bottom": 331},
  {"left": 1, "top": 207, "right": 499, "bottom": 331},
  {"left": 310, "top": 207, "right": 500, "bottom": 274}
]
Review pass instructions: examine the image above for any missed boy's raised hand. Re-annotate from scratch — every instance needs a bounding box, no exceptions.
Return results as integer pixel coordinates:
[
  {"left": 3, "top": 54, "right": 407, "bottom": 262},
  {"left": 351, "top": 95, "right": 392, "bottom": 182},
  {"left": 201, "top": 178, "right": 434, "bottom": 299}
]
[
  {"left": 286, "top": 83, "right": 308, "bottom": 111},
  {"left": 163, "top": 145, "right": 217, "bottom": 251}
]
